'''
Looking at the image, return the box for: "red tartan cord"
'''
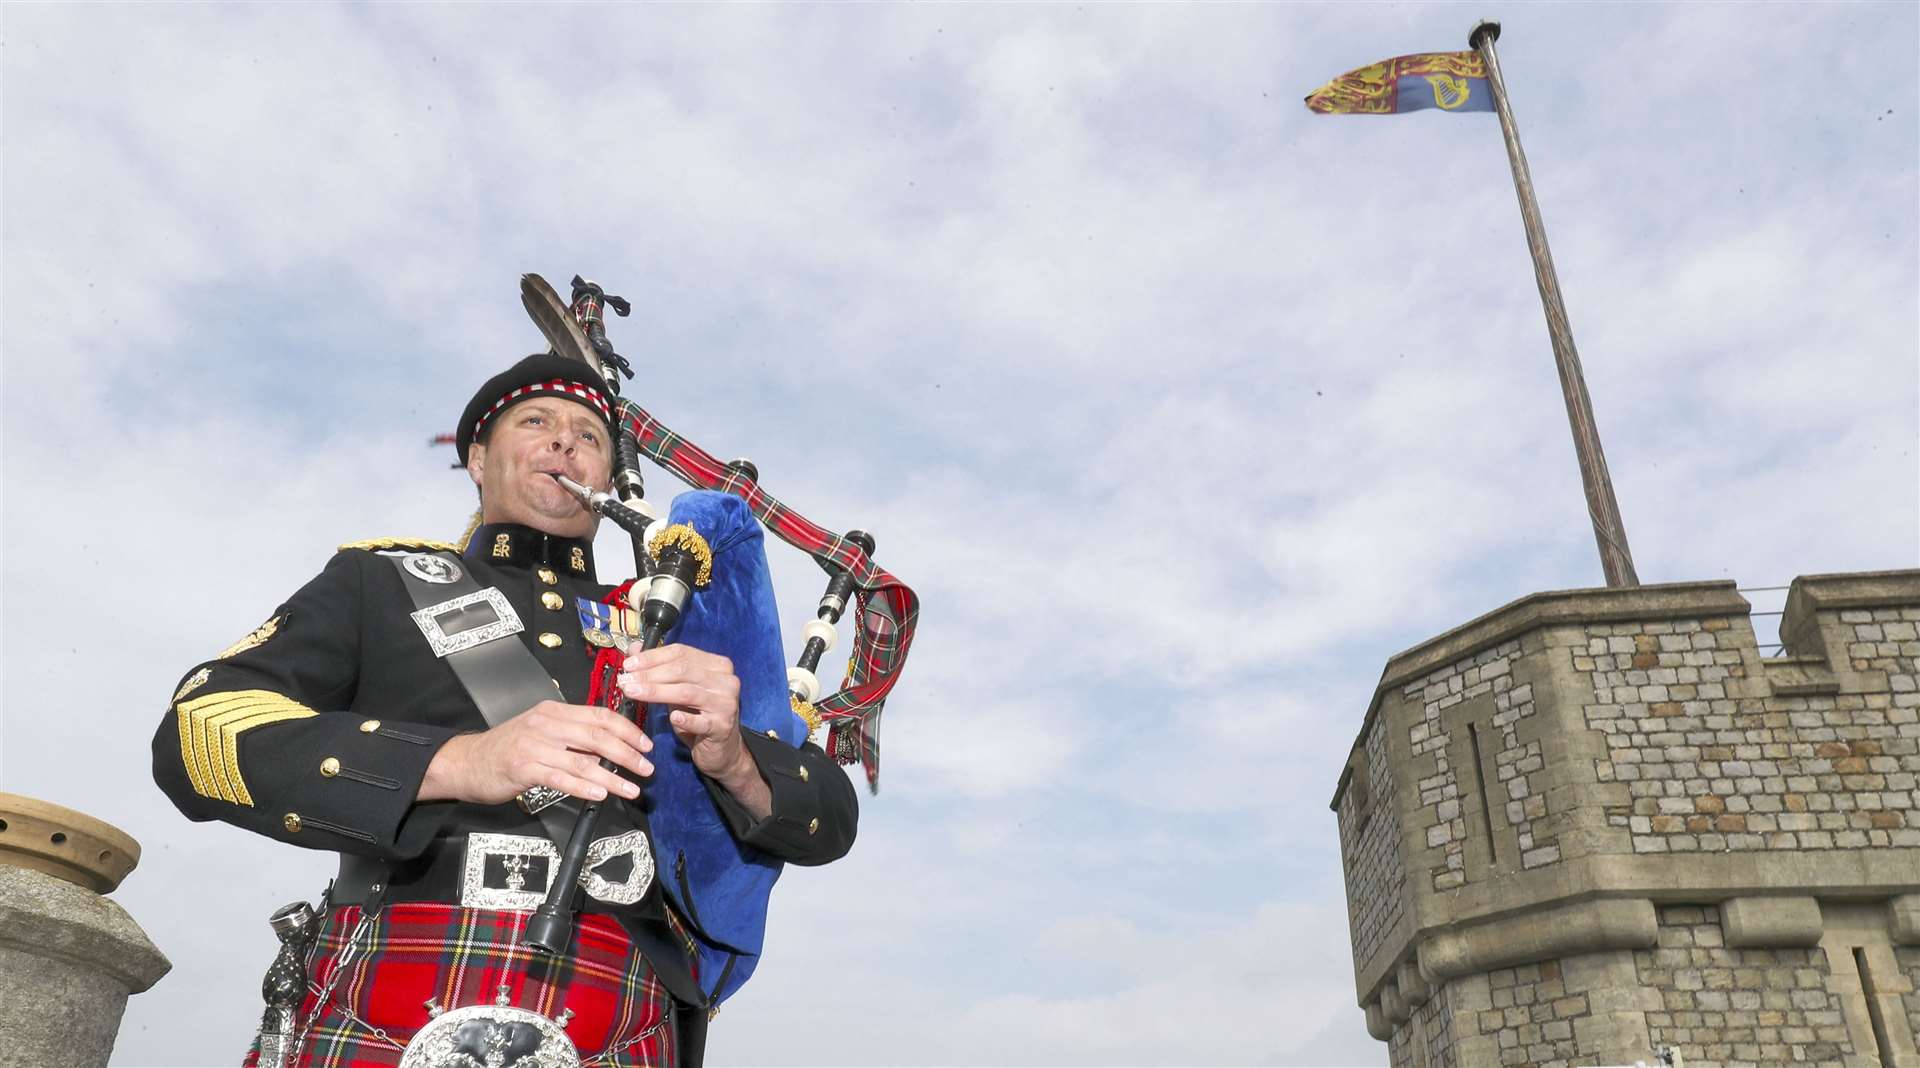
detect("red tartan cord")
[617,400,918,791]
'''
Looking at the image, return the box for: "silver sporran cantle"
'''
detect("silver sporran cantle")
[399,992,580,1068]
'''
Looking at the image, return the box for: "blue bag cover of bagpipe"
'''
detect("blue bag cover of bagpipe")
[642,490,810,1003]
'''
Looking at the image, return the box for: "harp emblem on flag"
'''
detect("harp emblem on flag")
[1304,50,1490,116]
[1426,74,1472,110]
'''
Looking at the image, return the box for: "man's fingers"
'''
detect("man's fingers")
[543,767,625,803]
[624,644,731,678]
[600,705,655,753]
[547,751,641,800]
[621,680,730,712]
[550,702,653,751]
[621,660,710,688]
[623,644,688,674]
[545,717,654,778]
[669,708,718,737]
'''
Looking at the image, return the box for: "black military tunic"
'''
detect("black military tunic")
[152,521,856,944]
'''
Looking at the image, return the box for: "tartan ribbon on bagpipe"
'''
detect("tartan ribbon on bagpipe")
[616,399,917,790]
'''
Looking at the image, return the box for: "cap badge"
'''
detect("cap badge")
[404,554,463,585]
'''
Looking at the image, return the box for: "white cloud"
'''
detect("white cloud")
[720,899,1372,1066]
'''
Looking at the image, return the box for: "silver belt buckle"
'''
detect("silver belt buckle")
[411,588,523,658]
[460,831,654,910]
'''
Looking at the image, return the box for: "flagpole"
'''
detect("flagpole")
[1470,20,1640,588]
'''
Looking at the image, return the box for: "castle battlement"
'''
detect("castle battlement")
[1331,569,1920,1067]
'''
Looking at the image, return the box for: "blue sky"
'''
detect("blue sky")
[3,4,1915,1066]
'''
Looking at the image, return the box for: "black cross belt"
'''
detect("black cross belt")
[370,552,707,1009]
[386,551,579,848]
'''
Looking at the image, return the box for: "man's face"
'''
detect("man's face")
[467,397,614,539]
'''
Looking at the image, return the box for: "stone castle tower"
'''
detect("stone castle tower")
[1331,569,1920,1067]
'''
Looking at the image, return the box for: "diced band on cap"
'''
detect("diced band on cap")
[471,378,612,442]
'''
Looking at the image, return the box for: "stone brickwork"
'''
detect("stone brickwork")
[1390,982,1458,1068]
[1580,608,1920,856]
[1340,708,1408,971]
[1330,570,1920,1067]
[1901,947,1920,1050]
[1636,904,1851,1066]
[1395,637,1561,894]
[1419,984,1457,1067]
[1401,654,1472,894]
[1492,680,1558,872]
[1483,959,1592,1067]
[1388,1013,1417,1068]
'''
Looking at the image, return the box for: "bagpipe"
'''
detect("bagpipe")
[516,272,917,788]
[512,272,919,956]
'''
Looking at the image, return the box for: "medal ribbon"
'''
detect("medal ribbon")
[584,581,639,714]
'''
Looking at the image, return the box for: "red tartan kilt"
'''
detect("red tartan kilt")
[243,904,673,1068]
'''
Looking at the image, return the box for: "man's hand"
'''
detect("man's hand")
[417,700,653,805]
[618,644,771,819]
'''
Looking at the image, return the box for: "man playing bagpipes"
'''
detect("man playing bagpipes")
[151,300,912,1067]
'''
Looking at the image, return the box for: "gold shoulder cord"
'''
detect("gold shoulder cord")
[456,508,484,553]
[337,536,461,553]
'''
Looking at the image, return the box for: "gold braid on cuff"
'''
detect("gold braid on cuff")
[647,523,714,588]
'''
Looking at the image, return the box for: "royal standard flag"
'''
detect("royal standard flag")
[1305,51,1493,116]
